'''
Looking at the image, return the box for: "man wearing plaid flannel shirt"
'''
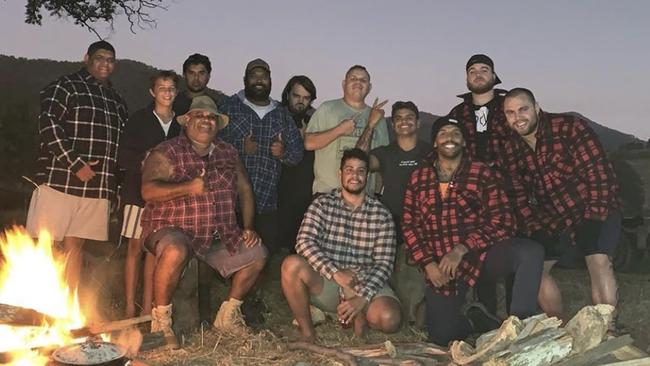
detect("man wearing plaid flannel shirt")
[281,148,401,343]
[218,58,304,254]
[26,41,127,290]
[402,117,543,346]
[502,88,621,323]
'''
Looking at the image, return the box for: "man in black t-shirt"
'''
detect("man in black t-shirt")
[356,101,431,327]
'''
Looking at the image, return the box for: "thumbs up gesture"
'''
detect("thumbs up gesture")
[243,132,259,155]
[270,132,285,158]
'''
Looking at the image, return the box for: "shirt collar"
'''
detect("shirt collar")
[79,67,113,88]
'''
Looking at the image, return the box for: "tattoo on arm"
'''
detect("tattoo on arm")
[355,124,374,152]
[142,151,172,183]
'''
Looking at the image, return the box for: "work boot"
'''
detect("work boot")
[462,302,502,334]
[151,304,179,349]
[213,298,246,330]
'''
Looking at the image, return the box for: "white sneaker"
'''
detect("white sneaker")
[151,304,179,349]
[213,298,246,329]
[292,305,327,327]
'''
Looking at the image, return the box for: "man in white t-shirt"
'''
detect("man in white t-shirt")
[304,65,390,195]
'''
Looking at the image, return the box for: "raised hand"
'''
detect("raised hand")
[368,98,388,128]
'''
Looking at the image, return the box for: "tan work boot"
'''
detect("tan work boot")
[213,298,246,329]
[151,304,179,349]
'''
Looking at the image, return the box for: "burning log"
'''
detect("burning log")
[70,314,152,338]
[0,302,58,326]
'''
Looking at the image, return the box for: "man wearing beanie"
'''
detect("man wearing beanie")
[447,54,515,316]
[402,117,543,345]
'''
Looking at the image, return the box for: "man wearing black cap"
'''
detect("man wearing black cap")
[448,54,512,166]
[401,117,543,345]
[219,59,304,254]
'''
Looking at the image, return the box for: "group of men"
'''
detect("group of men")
[26,40,621,348]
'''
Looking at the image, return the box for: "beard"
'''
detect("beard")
[244,83,271,103]
[467,77,495,94]
[436,142,463,160]
[342,182,365,195]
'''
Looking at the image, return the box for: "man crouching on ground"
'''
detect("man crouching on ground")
[140,96,267,348]
[281,148,401,343]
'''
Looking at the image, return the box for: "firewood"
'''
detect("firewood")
[598,357,650,366]
[0,303,58,326]
[553,334,633,366]
[70,315,152,338]
[450,316,523,365]
[564,304,615,355]
[486,333,573,366]
[288,341,359,366]
[139,331,167,352]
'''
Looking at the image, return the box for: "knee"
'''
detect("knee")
[281,255,307,280]
[586,253,612,268]
[514,238,545,264]
[378,309,401,333]
[160,242,189,266]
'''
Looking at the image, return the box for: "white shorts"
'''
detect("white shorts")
[121,204,144,239]
[26,185,110,242]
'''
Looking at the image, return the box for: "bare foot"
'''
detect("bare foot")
[353,315,368,341]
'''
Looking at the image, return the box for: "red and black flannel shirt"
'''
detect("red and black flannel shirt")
[402,155,515,296]
[448,89,514,166]
[501,112,620,237]
[141,134,244,257]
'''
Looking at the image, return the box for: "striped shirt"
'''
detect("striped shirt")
[35,68,127,199]
[296,189,396,302]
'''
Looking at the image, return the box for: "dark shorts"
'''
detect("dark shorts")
[541,212,621,262]
[144,226,268,278]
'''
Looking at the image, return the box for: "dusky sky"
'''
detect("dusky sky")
[1,0,648,139]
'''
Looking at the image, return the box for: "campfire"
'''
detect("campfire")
[0,227,87,365]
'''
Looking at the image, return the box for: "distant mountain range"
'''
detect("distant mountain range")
[0,53,642,188]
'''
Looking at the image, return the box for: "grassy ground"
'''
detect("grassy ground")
[74,244,650,365]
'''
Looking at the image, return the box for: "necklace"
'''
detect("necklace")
[435,161,458,184]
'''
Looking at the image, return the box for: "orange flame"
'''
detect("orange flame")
[0,227,87,365]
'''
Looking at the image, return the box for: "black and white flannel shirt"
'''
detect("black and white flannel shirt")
[35,68,127,200]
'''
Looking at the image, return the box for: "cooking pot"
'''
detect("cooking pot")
[51,340,129,366]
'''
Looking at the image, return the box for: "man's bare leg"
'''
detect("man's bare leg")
[281,255,324,343]
[538,260,564,320]
[585,253,618,306]
[124,237,144,318]
[228,258,267,300]
[141,252,155,315]
[365,296,401,334]
[62,236,85,291]
[152,236,190,306]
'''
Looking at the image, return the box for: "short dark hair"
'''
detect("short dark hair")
[340,148,370,170]
[281,75,317,106]
[87,41,115,57]
[505,87,537,104]
[345,65,369,80]
[150,70,180,90]
[182,53,212,74]
[391,101,419,119]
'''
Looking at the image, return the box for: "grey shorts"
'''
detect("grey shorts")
[310,276,399,313]
[144,226,267,278]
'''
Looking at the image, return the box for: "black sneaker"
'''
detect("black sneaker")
[462,302,502,333]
